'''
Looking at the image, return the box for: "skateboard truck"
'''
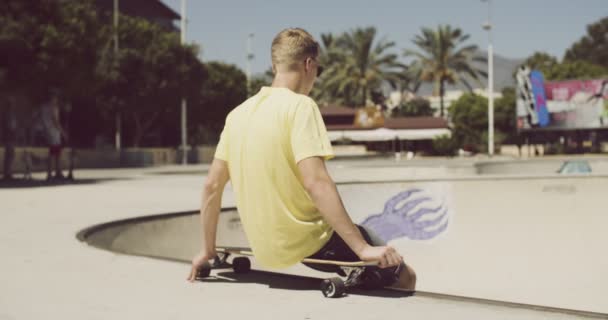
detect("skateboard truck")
[320,266,364,298]
[196,251,252,279]
[320,266,387,298]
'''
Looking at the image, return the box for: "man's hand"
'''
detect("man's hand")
[190,158,229,282]
[187,250,216,282]
[357,244,403,269]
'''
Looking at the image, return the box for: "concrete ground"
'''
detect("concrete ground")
[1,157,608,319]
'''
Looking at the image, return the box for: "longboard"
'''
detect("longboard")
[197,246,387,298]
[216,247,379,267]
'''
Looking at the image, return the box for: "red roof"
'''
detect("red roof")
[326,124,366,131]
[320,105,356,116]
[326,117,448,131]
[384,117,448,129]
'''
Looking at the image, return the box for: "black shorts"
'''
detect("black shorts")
[304,225,403,287]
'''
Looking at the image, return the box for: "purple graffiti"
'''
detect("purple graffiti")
[361,189,449,242]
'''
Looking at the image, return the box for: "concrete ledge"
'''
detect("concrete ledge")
[0,146,217,173]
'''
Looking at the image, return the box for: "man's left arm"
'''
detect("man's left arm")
[187,158,230,282]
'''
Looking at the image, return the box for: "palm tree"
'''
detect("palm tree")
[315,27,406,107]
[312,33,343,105]
[405,25,487,117]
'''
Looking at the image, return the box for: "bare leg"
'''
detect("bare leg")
[3,143,15,180]
[46,151,53,180]
[359,226,417,291]
[24,150,32,180]
[388,263,416,291]
[67,148,74,180]
[54,154,63,178]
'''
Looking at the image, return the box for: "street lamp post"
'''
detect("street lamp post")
[180,0,188,165]
[246,33,254,95]
[482,0,494,156]
[114,0,121,151]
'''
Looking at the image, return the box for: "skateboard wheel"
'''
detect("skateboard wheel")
[197,262,211,278]
[361,270,384,290]
[232,257,251,274]
[320,277,345,298]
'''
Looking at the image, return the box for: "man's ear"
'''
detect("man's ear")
[271,64,277,74]
[304,57,314,74]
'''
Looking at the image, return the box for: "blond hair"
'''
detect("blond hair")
[271,28,320,72]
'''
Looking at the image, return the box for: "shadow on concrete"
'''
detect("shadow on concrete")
[199,270,414,299]
[146,170,208,176]
[0,177,130,189]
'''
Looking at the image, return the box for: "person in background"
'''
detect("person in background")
[41,91,68,181]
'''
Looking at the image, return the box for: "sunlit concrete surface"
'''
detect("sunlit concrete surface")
[2,156,608,319]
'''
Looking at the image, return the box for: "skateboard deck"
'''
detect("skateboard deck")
[216,247,379,267]
[197,246,389,298]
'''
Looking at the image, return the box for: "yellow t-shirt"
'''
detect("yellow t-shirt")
[214,86,335,268]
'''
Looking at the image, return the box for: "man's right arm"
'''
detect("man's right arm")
[297,157,402,268]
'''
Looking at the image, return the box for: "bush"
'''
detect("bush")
[480,131,507,154]
[449,93,487,147]
[191,125,220,146]
[392,97,434,117]
[431,134,458,156]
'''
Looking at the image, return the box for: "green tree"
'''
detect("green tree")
[406,25,487,117]
[448,93,488,149]
[248,68,273,98]
[97,15,206,147]
[312,32,346,105]
[392,97,433,117]
[1,0,51,97]
[431,135,458,156]
[190,62,247,145]
[545,60,608,80]
[1,0,105,177]
[0,0,105,101]
[494,87,518,143]
[564,17,608,68]
[520,51,607,81]
[399,63,423,94]
[315,27,406,107]
[521,52,558,72]
[449,92,515,152]
[0,24,34,95]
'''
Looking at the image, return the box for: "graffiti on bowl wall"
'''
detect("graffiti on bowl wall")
[361,188,450,242]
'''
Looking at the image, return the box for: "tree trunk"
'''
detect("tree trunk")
[132,111,161,148]
[2,104,16,180]
[362,84,367,107]
[2,139,15,180]
[133,115,143,148]
[439,79,445,118]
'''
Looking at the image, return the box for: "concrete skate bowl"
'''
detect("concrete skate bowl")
[77,208,247,263]
[78,177,608,318]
